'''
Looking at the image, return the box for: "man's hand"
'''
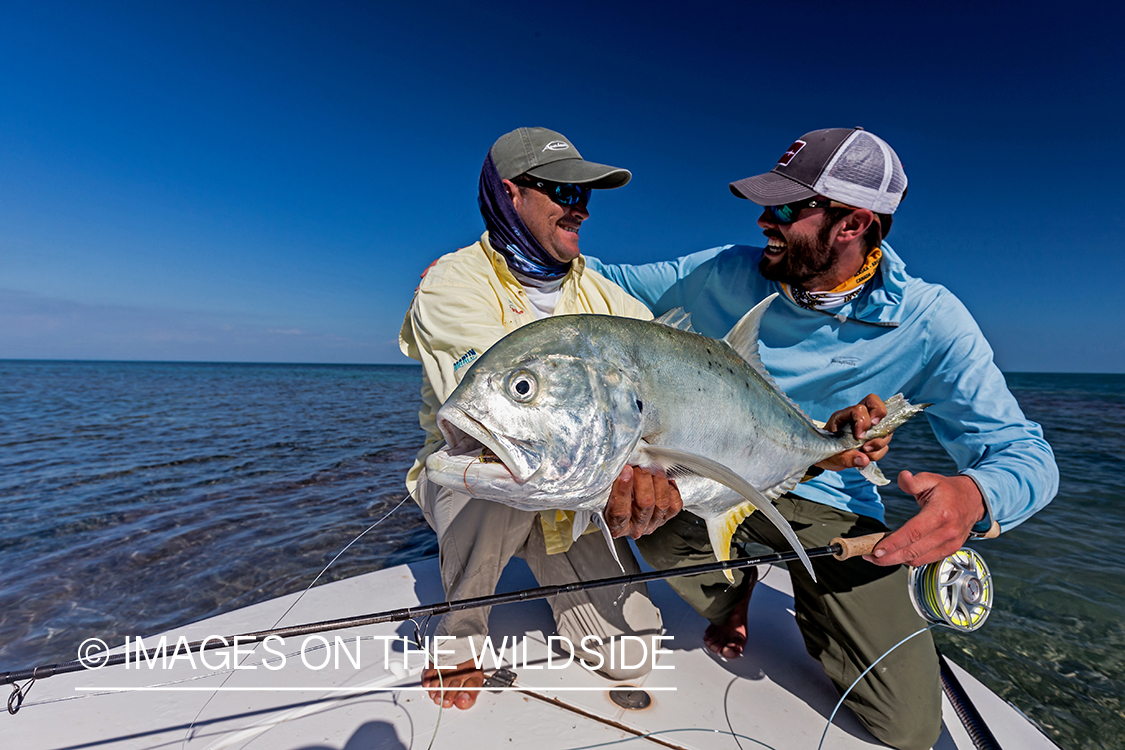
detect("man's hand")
[604,465,683,539]
[865,471,987,567]
[422,658,483,710]
[816,393,891,472]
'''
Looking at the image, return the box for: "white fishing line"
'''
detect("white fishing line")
[268,493,412,627]
[21,638,344,710]
[16,493,417,714]
[817,623,939,750]
[559,727,776,749]
[404,616,447,750]
[180,491,415,749]
[556,621,935,750]
[647,616,937,750]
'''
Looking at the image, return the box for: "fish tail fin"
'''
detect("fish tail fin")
[828,395,927,485]
[858,461,889,486]
[705,502,757,583]
[862,394,930,441]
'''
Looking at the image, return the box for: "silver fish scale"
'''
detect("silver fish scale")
[570,315,846,516]
[446,314,846,509]
[427,303,925,580]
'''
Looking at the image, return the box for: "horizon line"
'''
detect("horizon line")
[0,357,420,368]
[1,357,1122,376]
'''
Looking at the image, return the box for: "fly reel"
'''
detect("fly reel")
[908,547,992,632]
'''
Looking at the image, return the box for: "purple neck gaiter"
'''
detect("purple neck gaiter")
[478,153,570,280]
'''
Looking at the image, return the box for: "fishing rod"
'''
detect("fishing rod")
[4,529,997,746]
[1,533,883,699]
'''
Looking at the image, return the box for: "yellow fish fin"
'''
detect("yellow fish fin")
[705,501,757,583]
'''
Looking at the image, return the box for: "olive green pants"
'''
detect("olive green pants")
[636,494,941,750]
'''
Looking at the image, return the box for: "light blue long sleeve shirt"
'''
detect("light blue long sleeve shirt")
[587,243,1058,532]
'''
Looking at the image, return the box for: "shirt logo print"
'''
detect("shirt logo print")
[453,349,479,372]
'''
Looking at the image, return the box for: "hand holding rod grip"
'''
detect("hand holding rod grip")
[830,533,886,560]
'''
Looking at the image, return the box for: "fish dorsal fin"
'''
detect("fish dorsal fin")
[653,307,695,332]
[721,293,778,386]
[722,293,824,429]
[633,443,815,582]
[705,502,757,583]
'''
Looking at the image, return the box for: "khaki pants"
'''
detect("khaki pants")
[636,494,942,750]
[416,473,663,679]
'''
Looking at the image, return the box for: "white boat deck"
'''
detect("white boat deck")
[3,557,1057,750]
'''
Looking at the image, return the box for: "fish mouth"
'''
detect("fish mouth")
[433,406,543,483]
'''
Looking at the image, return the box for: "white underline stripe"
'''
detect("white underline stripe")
[75,686,678,693]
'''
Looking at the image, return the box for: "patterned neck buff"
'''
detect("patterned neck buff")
[782,246,883,311]
[478,153,570,281]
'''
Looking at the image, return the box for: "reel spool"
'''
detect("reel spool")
[908,547,992,632]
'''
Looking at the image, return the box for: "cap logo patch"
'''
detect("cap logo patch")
[777,140,806,167]
[543,141,570,152]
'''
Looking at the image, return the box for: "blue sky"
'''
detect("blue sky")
[2,1,1122,372]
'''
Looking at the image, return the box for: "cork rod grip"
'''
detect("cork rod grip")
[830,533,886,560]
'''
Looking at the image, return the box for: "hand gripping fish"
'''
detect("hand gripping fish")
[426,294,927,582]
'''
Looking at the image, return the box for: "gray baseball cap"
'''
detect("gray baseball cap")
[490,127,631,188]
[730,127,907,215]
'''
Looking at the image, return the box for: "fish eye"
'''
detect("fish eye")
[506,369,538,402]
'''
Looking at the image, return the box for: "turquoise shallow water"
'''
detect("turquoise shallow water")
[0,362,1121,748]
[879,373,1125,750]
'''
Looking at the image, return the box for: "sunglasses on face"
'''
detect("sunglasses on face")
[763,197,836,224]
[514,176,591,207]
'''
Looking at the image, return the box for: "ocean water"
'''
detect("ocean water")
[0,362,1122,749]
[879,372,1125,750]
[0,361,435,669]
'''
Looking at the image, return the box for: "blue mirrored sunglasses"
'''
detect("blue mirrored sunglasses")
[763,197,835,224]
[515,176,591,207]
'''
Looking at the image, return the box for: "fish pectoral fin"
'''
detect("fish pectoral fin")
[590,512,625,573]
[704,502,757,583]
[639,444,816,583]
[858,461,889,486]
[630,440,707,479]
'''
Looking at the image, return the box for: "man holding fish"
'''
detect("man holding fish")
[400,127,679,709]
[588,127,1059,750]
[401,126,921,721]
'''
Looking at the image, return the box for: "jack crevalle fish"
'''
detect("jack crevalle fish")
[425,294,927,581]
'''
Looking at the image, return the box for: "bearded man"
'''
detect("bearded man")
[587,127,1058,750]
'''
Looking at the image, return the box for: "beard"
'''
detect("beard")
[758,219,839,288]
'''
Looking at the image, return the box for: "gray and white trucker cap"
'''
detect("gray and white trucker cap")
[730,127,907,214]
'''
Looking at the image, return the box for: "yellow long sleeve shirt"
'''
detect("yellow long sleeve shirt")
[399,232,652,552]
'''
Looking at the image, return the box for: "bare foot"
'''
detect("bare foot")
[422,657,484,709]
[703,567,758,659]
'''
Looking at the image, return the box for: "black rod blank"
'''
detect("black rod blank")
[1,542,843,690]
